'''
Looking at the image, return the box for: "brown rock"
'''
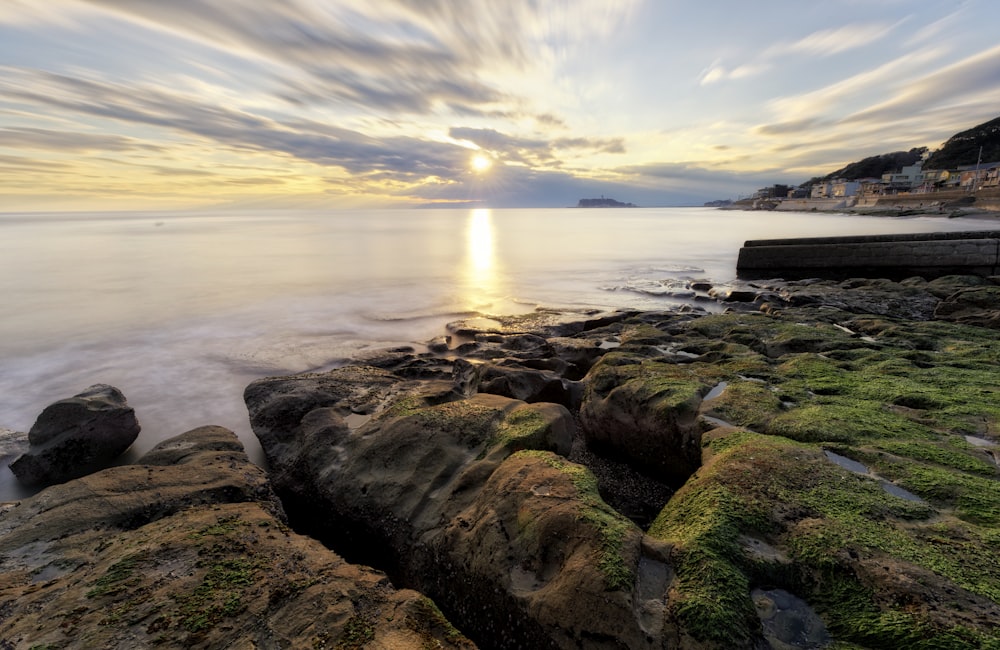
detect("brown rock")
[0,426,472,649]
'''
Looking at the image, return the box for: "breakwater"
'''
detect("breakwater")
[737,230,1000,279]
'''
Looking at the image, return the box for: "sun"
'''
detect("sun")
[471,153,493,173]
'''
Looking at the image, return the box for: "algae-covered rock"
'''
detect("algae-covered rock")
[242,294,1000,649]
[246,365,686,648]
[646,305,1000,649]
[0,426,472,649]
[579,327,721,485]
[934,285,1000,328]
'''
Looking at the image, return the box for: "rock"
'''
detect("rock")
[9,384,141,487]
[579,345,711,486]
[0,426,472,649]
[710,287,758,302]
[242,297,1000,649]
[477,362,573,407]
[431,451,664,649]
[933,285,1000,328]
[245,369,696,648]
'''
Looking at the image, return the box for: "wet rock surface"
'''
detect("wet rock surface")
[0,426,472,649]
[247,275,1000,649]
[9,384,141,487]
[4,274,1000,649]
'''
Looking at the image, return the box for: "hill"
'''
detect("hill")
[797,115,1000,187]
[823,148,926,181]
[923,115,1000,169]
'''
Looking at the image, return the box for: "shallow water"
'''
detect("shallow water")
[1,207,994,500]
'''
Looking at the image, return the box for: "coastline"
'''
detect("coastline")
[3,272,1000,648]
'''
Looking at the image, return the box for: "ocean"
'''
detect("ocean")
[1,207,994,500]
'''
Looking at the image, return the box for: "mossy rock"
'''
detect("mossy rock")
[650,428,1000,648]
[580,350,721,484]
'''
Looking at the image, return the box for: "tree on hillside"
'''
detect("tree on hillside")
[821,148,926,181]
[924,116,1000,169]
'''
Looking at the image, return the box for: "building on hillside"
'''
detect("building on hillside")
[982,165,1000,188]
[957,161,1000,190]
[859,178,886,196]
[753,184,793,200]
[830,180,861,197]
[881,163,924,193]
[810,182,832,199]
[918,169,952,192]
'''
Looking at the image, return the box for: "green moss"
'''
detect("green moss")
[187,515,248,540]
[874,440,997,476]
[485,407,552,456]
[648,479,764,643]
[588,350,718,405]
[86,552,145,599]
[768,402,928,443]
[619,323,671,345]
[648,432,784,642]
[809,570,991,650]
[380,395,427,419]
[518,451,637,591]
[704,379,783,430]
[403,596,470,647]
[337,614,376,649]
[879,463,1000,526]
[173,558,260,633]
[642,309,1000,646]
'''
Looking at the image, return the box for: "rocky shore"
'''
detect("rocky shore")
[2,273,1000,648]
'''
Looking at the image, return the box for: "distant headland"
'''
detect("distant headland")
[576,196,637,208]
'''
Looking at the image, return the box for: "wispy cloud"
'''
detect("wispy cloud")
[777,23,898,57]
[700,22,896,85]
[449,127,625,165]
[0,126,161,152]
[843,43,1000,127]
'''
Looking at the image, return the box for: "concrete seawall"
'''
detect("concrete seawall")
[737,231,1000,280]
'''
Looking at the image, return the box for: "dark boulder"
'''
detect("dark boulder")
[9,384,141,486]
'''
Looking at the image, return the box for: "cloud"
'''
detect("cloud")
[615,161,786,189]
[70,0,635,119]
[699,65,726,86]
[701,21,896,85]
[766,47,944,120]
[0,126,160,152]
[448,127,625,165]
[406,162,690,208]
[755,118,823,136]
[781,23,896,57]
[842,43,1000,126]
[0,67,479,183]
[0,153,75,172]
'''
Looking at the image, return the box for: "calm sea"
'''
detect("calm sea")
[0,207,994,499]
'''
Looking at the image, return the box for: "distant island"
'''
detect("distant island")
[576,196,637,208]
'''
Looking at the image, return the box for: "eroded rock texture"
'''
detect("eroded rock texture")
[246,277,1000,649]
[0,426,472,649]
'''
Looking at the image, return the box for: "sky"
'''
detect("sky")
[1,0,999,211]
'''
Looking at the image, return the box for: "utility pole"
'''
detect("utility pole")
[972,145,983,192]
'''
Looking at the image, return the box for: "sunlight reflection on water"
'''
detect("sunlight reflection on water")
[1,207,996,500]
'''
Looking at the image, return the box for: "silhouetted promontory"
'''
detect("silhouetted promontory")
[576,197,637,207]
